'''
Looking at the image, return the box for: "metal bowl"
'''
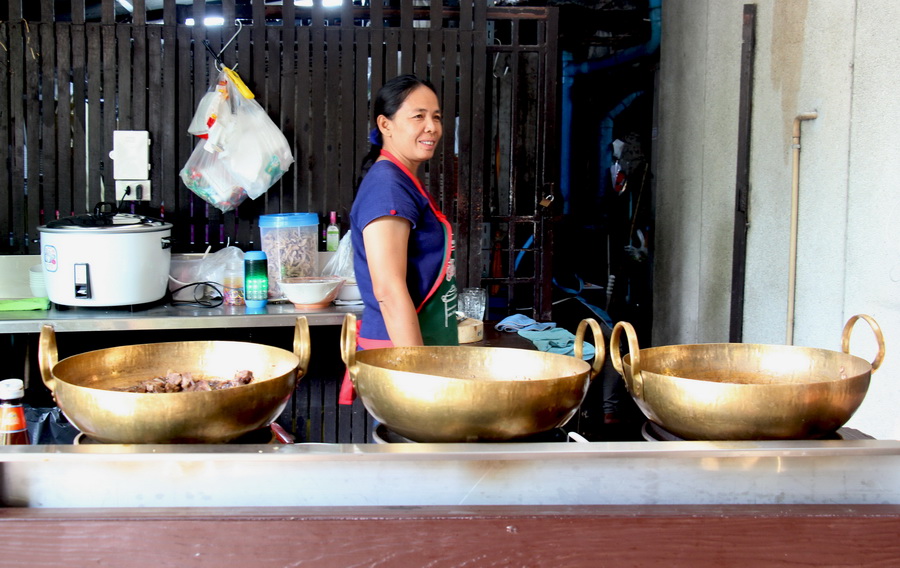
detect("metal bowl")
[340,314,604,442]
[610,315,885,440]
[39,317,310,444]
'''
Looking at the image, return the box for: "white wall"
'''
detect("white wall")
[655,0,900,439]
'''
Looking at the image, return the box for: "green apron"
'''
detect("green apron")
[382,150,459,346]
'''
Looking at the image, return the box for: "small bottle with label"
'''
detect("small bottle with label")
[243,250,268,309]
[0,379,30,445]
[326,211,340,252]
[222,260,245,306]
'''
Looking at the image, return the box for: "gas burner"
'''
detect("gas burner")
[641,421,874,442]
[372,424,573,444]
[73,423,294,445]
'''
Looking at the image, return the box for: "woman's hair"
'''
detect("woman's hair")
[356,74,438,191]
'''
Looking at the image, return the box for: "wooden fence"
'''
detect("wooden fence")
[1,0,558,318]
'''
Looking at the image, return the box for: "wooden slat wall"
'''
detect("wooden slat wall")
[0,0,559,442]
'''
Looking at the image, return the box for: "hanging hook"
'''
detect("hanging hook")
[202,39,224,71]
[220,20,243,56]
[203,20,243,72]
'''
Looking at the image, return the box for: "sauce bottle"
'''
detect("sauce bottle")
[0,379,30,445]
[326,211,340,252]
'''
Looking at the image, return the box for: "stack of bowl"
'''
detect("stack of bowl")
[29,265,47,298]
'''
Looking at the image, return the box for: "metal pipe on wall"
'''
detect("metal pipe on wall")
[787,111,818,345]
[558,0,661,215]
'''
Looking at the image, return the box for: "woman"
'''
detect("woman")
[339,74,458,404]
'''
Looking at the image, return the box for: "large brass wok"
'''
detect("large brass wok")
[610,314,885,440]
[38,317,310,444]
[340,313,604,442]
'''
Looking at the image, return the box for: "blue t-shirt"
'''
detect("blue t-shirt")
[350,160,446,340]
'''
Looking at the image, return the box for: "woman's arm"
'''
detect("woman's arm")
[362,215,423,346]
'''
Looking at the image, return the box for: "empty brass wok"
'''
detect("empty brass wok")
[340,313,604,442]
[38,317,310,444]
[610,314,885,440]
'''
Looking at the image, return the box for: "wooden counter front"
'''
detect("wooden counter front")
[2,505,898,567]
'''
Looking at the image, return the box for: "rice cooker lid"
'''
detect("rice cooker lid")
[39,202,172,234]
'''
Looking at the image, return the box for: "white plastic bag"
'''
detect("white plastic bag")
[321,231,355,279]
[168,246,244,302]
[180,67,294,212]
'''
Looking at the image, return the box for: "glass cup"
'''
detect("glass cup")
[459,287,487,321]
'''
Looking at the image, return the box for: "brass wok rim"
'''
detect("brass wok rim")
[610,314,885,395]
[340,313,605,384]
[40,316,311,396]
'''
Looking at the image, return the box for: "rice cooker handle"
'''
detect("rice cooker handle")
[38,324,59,395]
[610,321,643,399]
[841,314,886,372]
[574,318,605,380]
[340,313,358,384]
[293,316,311,378]
[93,201,117,220]
[160,236,173,249]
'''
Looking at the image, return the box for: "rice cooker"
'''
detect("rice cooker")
[38,202,173,307]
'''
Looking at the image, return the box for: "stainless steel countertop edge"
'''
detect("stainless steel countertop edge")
[0,303,364,332]
[2,439,899,461]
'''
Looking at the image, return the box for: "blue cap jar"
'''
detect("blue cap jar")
[258,213,319,300]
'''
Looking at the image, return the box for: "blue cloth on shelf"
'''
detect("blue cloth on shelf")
[518,327,596,360]
[494,314,556,332]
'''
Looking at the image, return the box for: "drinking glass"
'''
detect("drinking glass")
[459,287,487,321]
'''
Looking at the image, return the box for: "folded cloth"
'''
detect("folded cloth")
[494,314,557,332]
[0,297,50,311]
[518,327,595,360]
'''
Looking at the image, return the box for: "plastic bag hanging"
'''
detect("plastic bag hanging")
[180,67,294,213]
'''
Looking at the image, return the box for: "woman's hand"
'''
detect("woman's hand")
[363,216,423,346]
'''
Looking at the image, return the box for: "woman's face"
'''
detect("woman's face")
[378,85,442,172]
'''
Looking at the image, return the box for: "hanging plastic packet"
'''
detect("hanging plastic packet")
[180,67,294,213]
[321,231,355,279]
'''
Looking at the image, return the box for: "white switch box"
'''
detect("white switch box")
[109,130,150,179]
[116,180,151,201]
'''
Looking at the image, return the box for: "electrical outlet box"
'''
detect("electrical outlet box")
[116,180,151,202]
[109,130,150,180]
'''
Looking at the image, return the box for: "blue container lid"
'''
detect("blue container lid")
[259,213,319,228]
[244,250,267,261]
[245,300,267,310]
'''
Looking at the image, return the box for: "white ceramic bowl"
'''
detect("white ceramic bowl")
[336,280,361,302]
[279,277,344,309]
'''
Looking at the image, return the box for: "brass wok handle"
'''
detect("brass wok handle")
[38,324,59,394]
[841,314,885,372]
[293,316,311,378]
[340,313,358,382]
[574,318,605,380]
[610,321,643,399]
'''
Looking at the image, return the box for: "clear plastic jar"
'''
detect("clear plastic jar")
[259,213,319,299]
[222,260,245,306]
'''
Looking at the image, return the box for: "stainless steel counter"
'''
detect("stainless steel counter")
[0,302,363,333]
[2,439,900,508]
